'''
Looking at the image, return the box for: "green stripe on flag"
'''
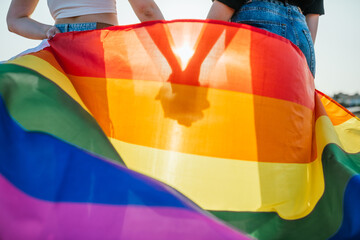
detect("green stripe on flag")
[212,144,360,240]
[0,63,123,164]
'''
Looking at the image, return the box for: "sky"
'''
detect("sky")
[0,0,359,96]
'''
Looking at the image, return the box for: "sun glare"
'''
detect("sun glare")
[173,44,195,70]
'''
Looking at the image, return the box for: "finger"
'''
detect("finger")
[47,27,60,39]
[54,27,61,34]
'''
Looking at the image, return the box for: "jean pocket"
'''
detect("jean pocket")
[238,20,287,38]
[302,29,315,76]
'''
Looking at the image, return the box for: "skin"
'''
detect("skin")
[207,0,235,22]
[207,0,320,43]
[7,0,58,39]
[305,14,319,43]
[6,0,180,97]
[6,0,164,40]
[128,0,165,22]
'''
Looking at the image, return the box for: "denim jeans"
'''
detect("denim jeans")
[55,22,97,33]
[231,0,316,76]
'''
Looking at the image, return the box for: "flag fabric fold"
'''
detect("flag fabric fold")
[1,20,359,239]
[0,66,249,240]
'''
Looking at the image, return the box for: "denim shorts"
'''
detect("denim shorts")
[231,0,316,76]
[55,22,98,33]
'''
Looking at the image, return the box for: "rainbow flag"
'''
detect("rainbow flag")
[1,20,360,239]
[0,93,248,240]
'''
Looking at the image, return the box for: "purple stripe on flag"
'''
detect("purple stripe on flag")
[0,175,250,240]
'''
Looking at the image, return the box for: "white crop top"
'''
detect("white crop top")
[47,0,117,19]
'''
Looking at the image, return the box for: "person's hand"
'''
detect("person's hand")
[46,26,61,39]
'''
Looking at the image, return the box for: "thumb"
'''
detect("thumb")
[46,26,60,39]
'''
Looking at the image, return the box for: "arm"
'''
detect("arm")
[129,0,177,75]
[178,0,235,84]
[305,14,319,43]
[206,0,235,21]
[7,0,59,39]
[128,0,164,22]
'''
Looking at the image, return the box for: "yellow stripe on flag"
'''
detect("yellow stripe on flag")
[110,137,324,220]
[9,55,91,113]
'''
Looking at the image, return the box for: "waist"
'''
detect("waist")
[55,13,118,26]
[55,22,114,33]
[246,0,297,6]
[244,0,302,14]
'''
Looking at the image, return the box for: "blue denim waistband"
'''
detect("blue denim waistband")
[246,0,289,6]
[55,22,97,33]
[245,0,302,14]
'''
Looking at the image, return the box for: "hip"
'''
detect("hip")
[55,22,114,33]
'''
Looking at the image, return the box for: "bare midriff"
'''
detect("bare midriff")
[55,13,118,26]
